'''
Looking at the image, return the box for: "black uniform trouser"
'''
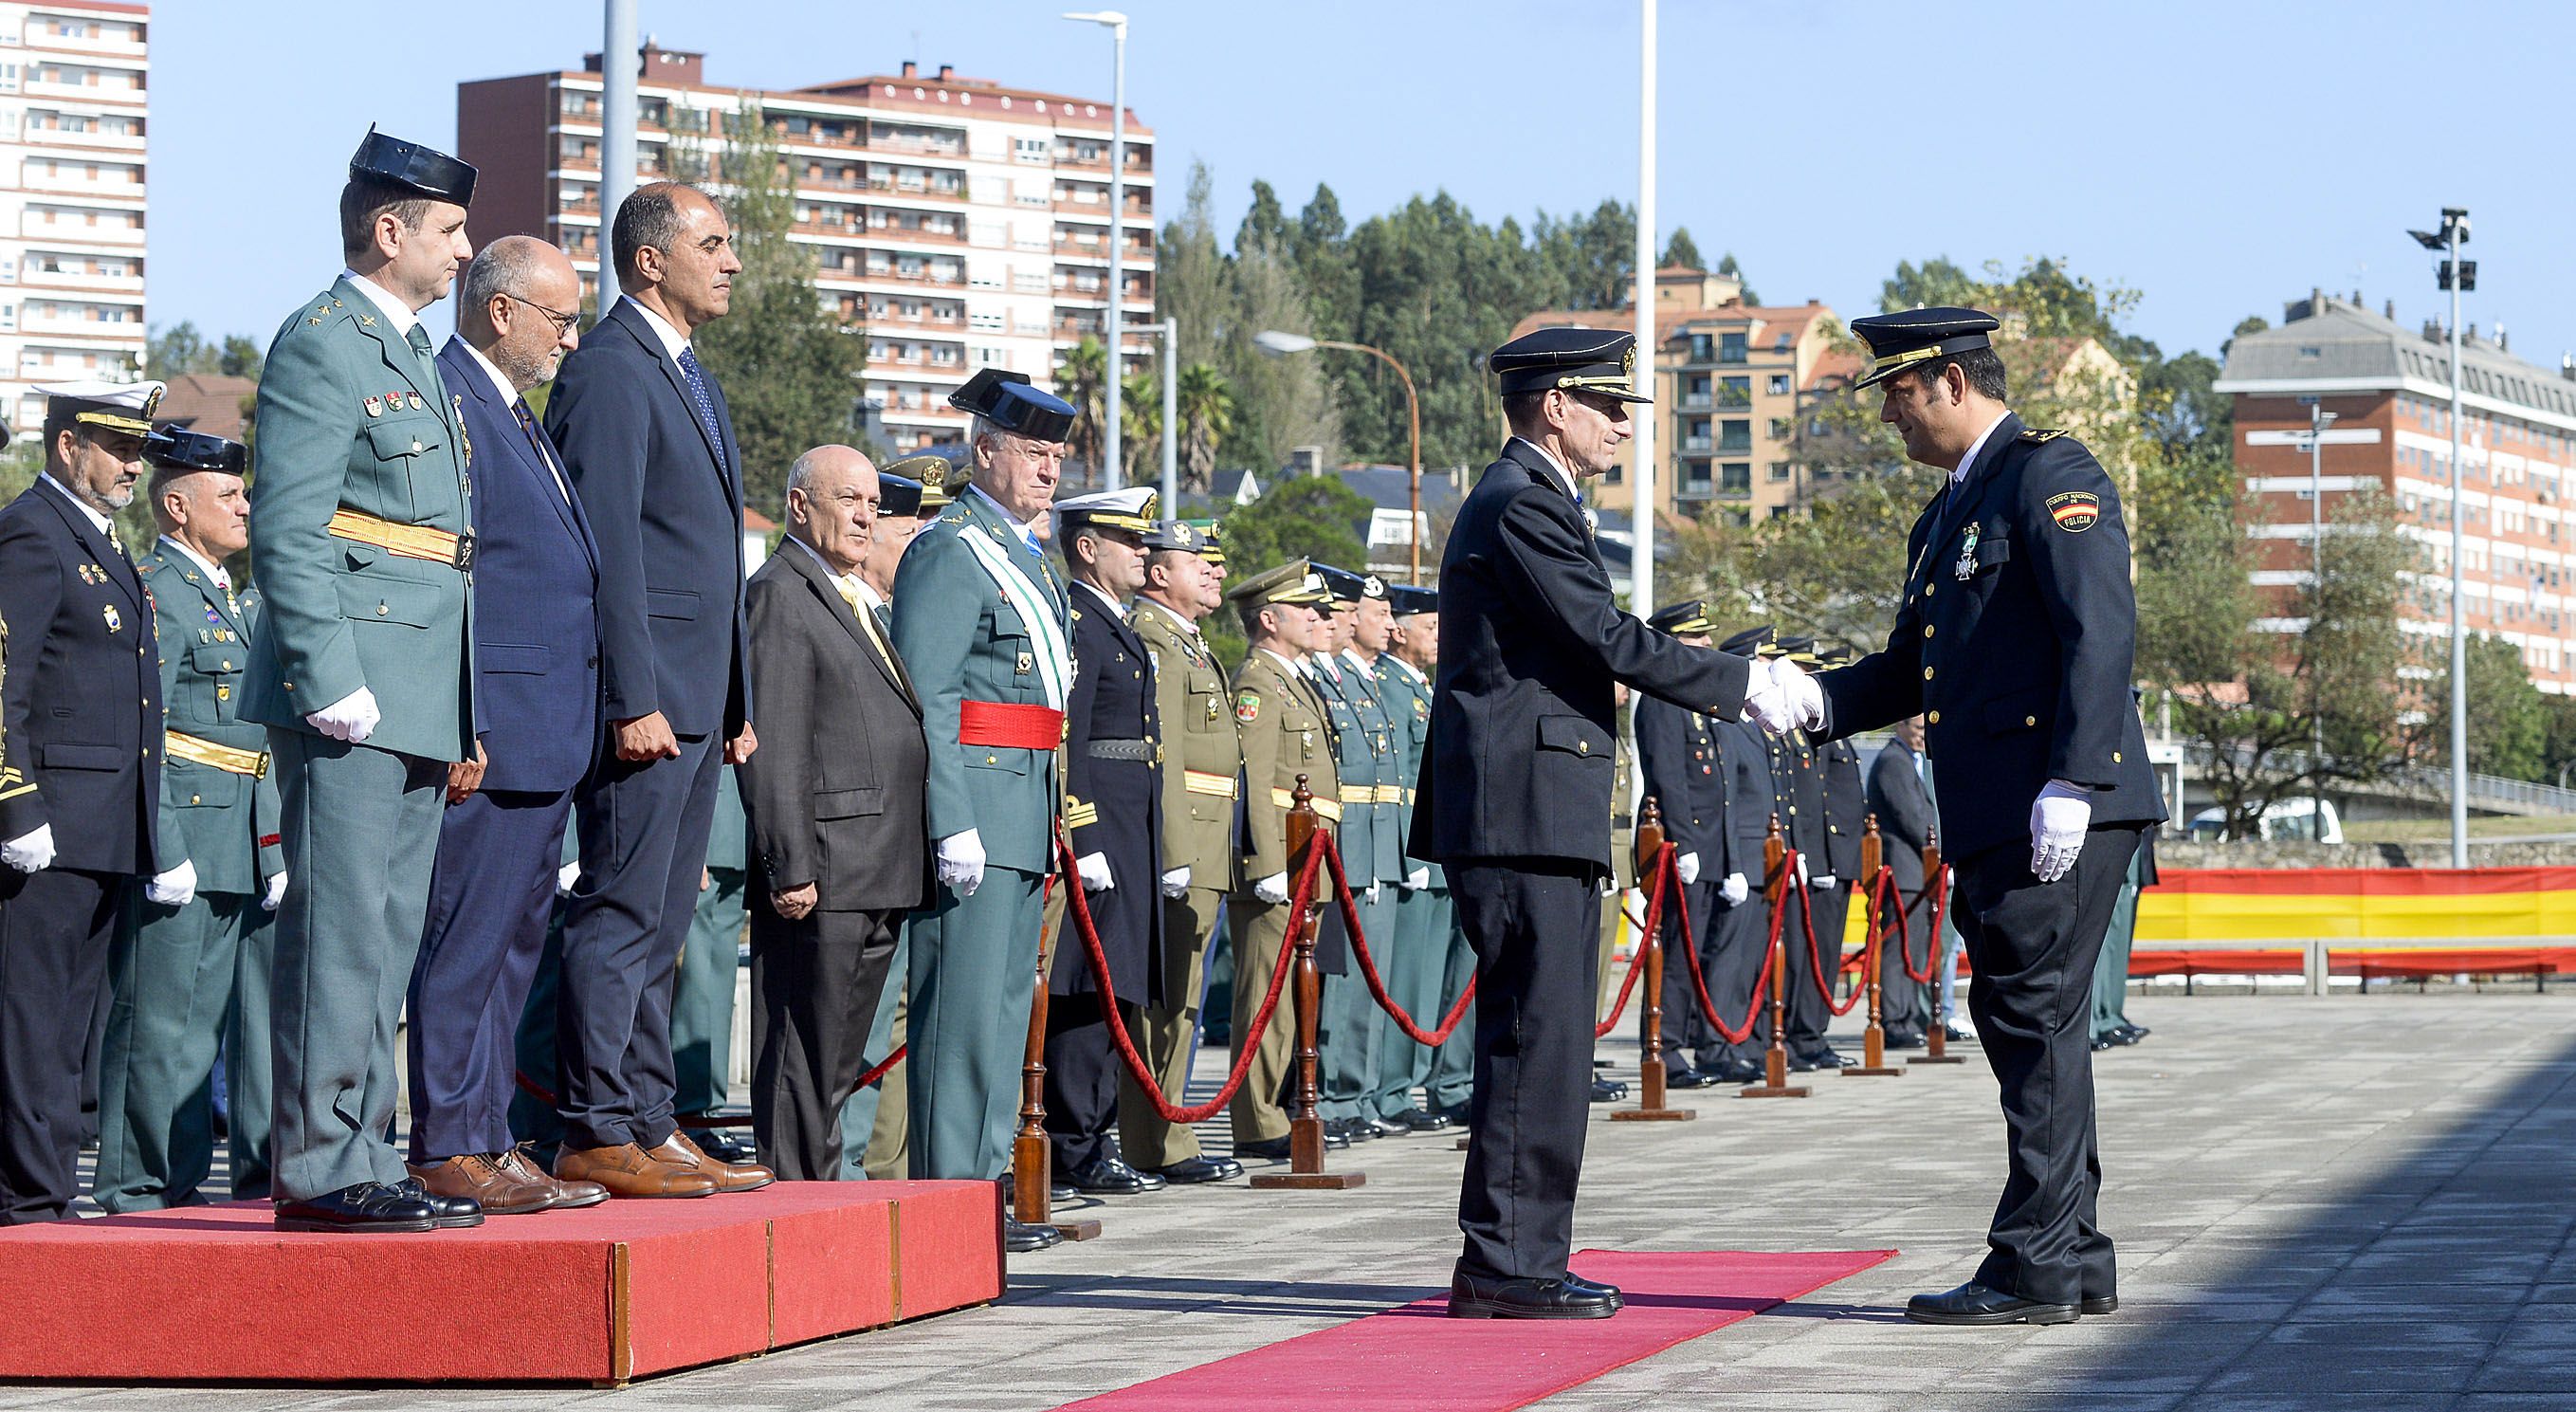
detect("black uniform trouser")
[0,867,121,1222]
[1045,992,1142,1172]
[1954,826,2141,1308]
[1781,881,1835,1052]
[1705,897,1773,1069]
[1877,888,1931,1034]
[749,904,901,1182]
[1654,878,1721,1070]
[1453,857,1599,1282]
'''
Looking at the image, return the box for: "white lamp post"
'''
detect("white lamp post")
[1065,10,1128,489]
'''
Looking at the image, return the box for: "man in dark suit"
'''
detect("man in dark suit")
[1414,328,1770,1319]
[405,237,614,1214]
[545,181,768,1199]
[740,445,926,1182]
[1633,600,1735,1086]
[1868,716,1936,1049]
[0,381,165,1222]
[1771,307,2167,1326]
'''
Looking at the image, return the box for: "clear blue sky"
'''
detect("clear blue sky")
[159,0,2574,368]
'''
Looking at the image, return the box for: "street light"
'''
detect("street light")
[2409,207,2472,867]
[2305,403,2335,835]
[1255,330,1423,580]
[1065,10,1128,489]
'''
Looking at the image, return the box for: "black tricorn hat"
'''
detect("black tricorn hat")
[350,125,477,205]
[145,426,247,475]
[950,368,1077,444]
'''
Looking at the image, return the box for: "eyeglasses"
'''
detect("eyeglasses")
[500,291,580,337]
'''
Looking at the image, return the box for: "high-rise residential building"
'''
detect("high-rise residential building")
[458,46,1153,453]
[2216,291,2576,693]
[0,1,149,440]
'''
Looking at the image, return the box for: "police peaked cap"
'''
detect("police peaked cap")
[350,125,477,205]
[1387,584,1438,617]
[1489,326,1651,403]
[876,473,923,518]
[1646,599,1717,635]
[1312,563,1367,603]
[950,367,1077,443]
[1055,486,1159,536]
[1142,520,1218,556]
[1849,306,2001,389]
[1717,624,1774,656]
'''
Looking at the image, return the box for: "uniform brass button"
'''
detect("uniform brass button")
[411,440,424,452]
[986,754,997,764]
[2025,715,2037,726]
[191,795,200,805]
[1925,584,1936,596]
[283,681,295,691]
[1927,710,1940,724]
[2113,750,2124,762]
[221,660,232,670]
[377,604,390,616]
[1923,625,1934,638]
[1578,740,1589,754]
[1923,667,1934,680]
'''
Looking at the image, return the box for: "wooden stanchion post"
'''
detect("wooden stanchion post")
[1251,775,1366,1190]
[1912,831,1965,1066]
[1742,814,1811,1099]
[1014,900,1102,1239]
[1845,813,1904,1077]
[1615,798,1694,1123]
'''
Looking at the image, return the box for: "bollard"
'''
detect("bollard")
[1614,798,1694,1123]
[1251,775,1366,1190]
[1844,813,1904,1078]
[1911,833,1965,1066]
[1014,915,1102,1239]
[1741,814,1811,1099]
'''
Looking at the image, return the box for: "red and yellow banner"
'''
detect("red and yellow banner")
[2138,867,2576,943]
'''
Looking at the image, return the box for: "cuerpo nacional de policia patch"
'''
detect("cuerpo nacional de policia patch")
[2048,490,2101,532]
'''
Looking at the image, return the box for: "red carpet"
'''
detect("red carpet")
[1057,1247,1895,1411]
[0,1181,1001,1384]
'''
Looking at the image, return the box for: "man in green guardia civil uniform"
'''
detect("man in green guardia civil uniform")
[241,130,484,1234]
[1369,583,1456,1131]
[889,370,1076,1254]
[1306,565,1404,1143]
[95,430,284,1210]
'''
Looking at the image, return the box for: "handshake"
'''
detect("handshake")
[1740,655,1826,736]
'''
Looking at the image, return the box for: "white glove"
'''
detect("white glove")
[1404,865,1431,891]
[1781,657,1826,731]
[2030,780,2092,884]
[1076,851,1115,892]
[1598,875,1616,897]
[1253,871,1290,906]
[1795,852,1810,886]
[1742,657,1796,734]
[1160,866,1192,899]
[1812,872,1837,890]
[305,687,382,743]
[263,871,289,912]
[556,860,582,896]
[1721,872,1749,906]
[2,824,55,873]
[145,858,198,908]
[1364,882,1382,905]
[937,829,987,898]
[1675,851,1701,887]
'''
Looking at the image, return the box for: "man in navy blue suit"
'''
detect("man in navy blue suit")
[404,237,612,1215]
[543,182,769,1199]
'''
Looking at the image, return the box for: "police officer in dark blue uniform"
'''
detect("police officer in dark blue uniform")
[1634,601,1736,1086]
[1416,327,1779,1319]
[1758,308,2167,1327]
[1707,625,1784,1084]
[1763,635,1845,1071]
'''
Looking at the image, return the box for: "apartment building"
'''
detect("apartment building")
[459,46,1153,451]
[2216,291,2576,692]
[0,1,147,440]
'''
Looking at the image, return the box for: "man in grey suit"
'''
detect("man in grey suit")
[740,447,928,1181]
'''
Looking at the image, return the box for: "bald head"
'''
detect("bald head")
[459,235,582,390]
[787,444,881,578]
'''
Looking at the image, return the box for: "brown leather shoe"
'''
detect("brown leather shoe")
[649,1129,776,1193]
[498,1145,610,1210]
[408,1153,555,1216]
[554,1141,719,1199]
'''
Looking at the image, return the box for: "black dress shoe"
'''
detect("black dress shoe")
[1361,1116,1405,1140]
[1004,1218,1064,1253]
[1717,1059,1765,1085]
[2090,1036,2114,1052]
[1329,1117,1381,1143]
[1448,1269,1618,1320]
[2081,1293,2118,1315]
[1562,1273,1625,1307]
[1397,1108,1452,1133]
[1050,1181,1077,1201]
[2119,1023,2150,1040]
[274,1182,439,1234]
[1067,1155,1160,1195]
[2108,1026,2143,1046]
[393,1176,485,1228]
[688,1128,759,1165]
[1589,1077,1629,1103]
[1235,1136,1291,1162]
[1905,1281,2078,1326]
[1149,1155,1245,1183]
[1883,1027,1927,1050]
[1664,1064,1716,1090]
[1430,1102,1472,1128]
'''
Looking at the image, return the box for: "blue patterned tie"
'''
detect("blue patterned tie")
[675,346,727,471]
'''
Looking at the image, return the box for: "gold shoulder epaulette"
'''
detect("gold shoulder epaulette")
[2019,427,2068,443]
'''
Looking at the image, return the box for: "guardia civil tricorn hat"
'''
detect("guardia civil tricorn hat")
[950,368,1078,444]
[350,125,476,205]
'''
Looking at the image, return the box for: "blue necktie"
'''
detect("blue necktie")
[675,346,727,471]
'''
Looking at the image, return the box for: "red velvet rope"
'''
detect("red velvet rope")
[1595,857,1661,1039]
[853,1043,908,1091]
[1656,843,1775,1046]
[1054,825,1313,1125]
[1798,866,1867,1017]
[1320,841,1478,1048]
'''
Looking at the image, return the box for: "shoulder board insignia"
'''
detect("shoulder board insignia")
[2046,489,2102,533]
[2019,428,2068,443]
[1236,690,1261,724]
[307,317,323,326]
[359,315,376,327]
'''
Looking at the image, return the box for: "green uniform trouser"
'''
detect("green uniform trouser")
[1227,897,1296,1145]
[1373,882,1447,1119]
[674,866,746,1120]
[1426,889,1475,1110]
[2092,880,2141,1040]
[267,732,444,1201]
[1119,885,1221,1168]
[1318,889,1390,1123]
[908,867,1044,1181]
[838,923,910,1180]
[94,889,273,1209]
[228,910,277,1198]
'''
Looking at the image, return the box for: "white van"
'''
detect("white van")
[2186,797,2344,845]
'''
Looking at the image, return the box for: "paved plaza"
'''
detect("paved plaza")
[9,992,2573,1411]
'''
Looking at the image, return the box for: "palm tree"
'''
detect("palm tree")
[1053,338,1108,479]
[1122,369,1160,487]
[1178,363,1235,494]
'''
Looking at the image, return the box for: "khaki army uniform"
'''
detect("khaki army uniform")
[1225,647,1341,1146]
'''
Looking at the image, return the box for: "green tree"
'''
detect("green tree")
[218,335,264,381]
[691,99,868,518]
[2421,633,2549,782]
[1121,368,1160,486]
[1216,473,1370,585]
[1660,227,1702,271]
[1177,363,1235,493]
[147,321,210,376]
[1055,338,1109,477]
[1715,251,1760,304]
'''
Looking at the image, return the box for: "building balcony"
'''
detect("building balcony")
[20,222,143,248]
[25,80,145,104]
[859,306,965,330]
[14,269,142,294]
[856,266,966,288]
[1678,393,1712,412]
[865,223,969,247]
[865,176,965,202]
[1716,436,1753,456]
[18,126,144,153]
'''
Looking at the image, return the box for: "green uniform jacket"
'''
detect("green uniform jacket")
[137,545,283,895]
[1373,653,1436,887]
[888,486,1069,876]
[1132,597,1238,889]
[242,278,476,763]
[1312,654,1401,886]
[1231,649,1340,890]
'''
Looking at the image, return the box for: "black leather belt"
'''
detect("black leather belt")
[1089,738,1153,761]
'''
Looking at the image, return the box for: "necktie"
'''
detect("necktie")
[405,322,434,359]
[512,398,570,502]
[675,347,728,471]
[834,578,905,688]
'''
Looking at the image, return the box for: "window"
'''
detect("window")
[1689,333,1713,361]
[1720,463,1751,496]
[1014,137,1049,164]
[1770,418,1793,441]
[1767,375,1790,395]
[1768,461,1792,482]
[1718,376,1750,409]
[1719,332,1746,363]
[1719,419,1752,454]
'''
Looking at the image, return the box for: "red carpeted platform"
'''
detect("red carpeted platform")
[1057,1247,1895,1411]
[0,1180,1001,1384]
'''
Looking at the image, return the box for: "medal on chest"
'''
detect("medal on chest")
[1953,523,1981,582]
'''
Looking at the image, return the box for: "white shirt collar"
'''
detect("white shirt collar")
[618,294,690,361]
[458,338,521,408]
[789,534,865,599]
[37,473,111,534]
[1949,411,2015,486]
[1342,648,1374,673]
[158,534,230,590]
[1388,654,1428,686]
[1258,646,1303,675]
[1509,435,1580,501]
[853,576,886,613]
[965,481,1038,539]
[339,268,421,336]
[1075,579,1127,620]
